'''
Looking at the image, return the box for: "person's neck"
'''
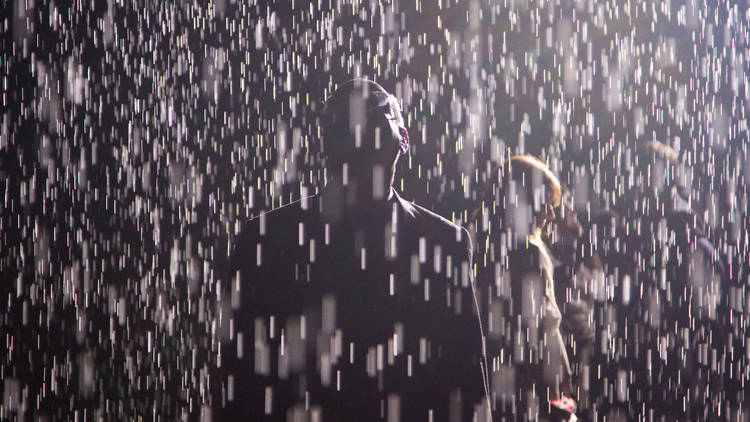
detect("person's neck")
[529,226,544,241]
[321,166,396,221]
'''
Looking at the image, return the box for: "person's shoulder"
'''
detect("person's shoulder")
[245,194,319,227]
[510,236,543,257]
[507,234,549,269]
[393,191,472,249]
[231,194,320,259]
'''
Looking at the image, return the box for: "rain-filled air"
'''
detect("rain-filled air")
[1,0,749,421]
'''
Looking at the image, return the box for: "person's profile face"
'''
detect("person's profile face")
[551,195,582,246]
[378,92,409,156]
[327,83,409,172]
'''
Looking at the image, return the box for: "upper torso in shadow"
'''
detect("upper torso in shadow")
[222,187,486,421]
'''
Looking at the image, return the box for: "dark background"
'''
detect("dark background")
[1,0,748,419]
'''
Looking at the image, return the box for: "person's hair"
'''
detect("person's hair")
[637,140,679,166]
[507,155,562,209]
[321,79,401,169]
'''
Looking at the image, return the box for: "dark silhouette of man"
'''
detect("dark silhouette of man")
[220,79,489,421]
[475,155,577,421]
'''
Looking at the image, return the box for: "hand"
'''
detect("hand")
[550,395,576,414]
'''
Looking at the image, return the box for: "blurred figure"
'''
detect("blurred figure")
[222,79,488,421]
[476,155,577,421]
[549,189,596,412]
[597,140,728,419]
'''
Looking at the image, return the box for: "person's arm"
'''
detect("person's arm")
[464,225,495,419]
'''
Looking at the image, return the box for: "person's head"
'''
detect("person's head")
[504,155,562,241]
[616,140,690,217]
[321,79,409,185]
[550,187,584,254]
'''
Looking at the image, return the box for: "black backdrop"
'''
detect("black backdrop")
[1,0,748,419]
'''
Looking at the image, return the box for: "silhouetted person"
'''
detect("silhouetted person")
[476,155,576,421]
[599,140,728,419]
[571,208,625,418]
[220,79,488,421]
[549,189,596,413]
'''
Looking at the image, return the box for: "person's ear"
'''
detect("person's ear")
[398,127,409,155]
